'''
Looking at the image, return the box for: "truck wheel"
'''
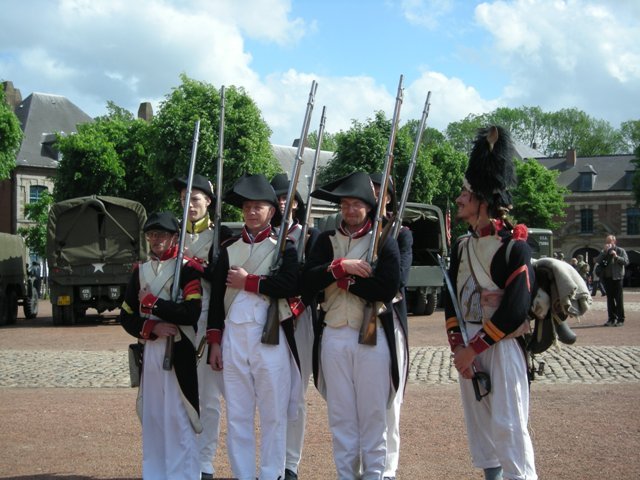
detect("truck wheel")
[412,293,427,316]
[424,291,438,316]
[6,290,18,325]
[52,305,74,326]
[0,292,7,326]
[23,291,39,319]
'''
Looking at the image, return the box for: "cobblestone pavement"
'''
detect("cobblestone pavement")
[2,343,638,388]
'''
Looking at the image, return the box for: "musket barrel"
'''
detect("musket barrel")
[298,105,326,263]
[359,75,404,346]
[262,80,318,345]
[392,91,431,240]
[163,118,200,371]
[212,86,225,264]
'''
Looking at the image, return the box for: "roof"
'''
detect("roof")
[513,140,545,160]
[14,93,93,169]
[534,154,636,192]
[270,144,335,199]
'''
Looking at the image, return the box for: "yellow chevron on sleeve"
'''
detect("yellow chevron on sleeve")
[483,319,505,342]
[446,316,459,330]
[185,293,202,301]
[121,301,133,314]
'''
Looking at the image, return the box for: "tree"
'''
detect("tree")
[445,106,630,157]
[0,86,23,180]
[17,190,53,259]
[151,75,279,219]
[511,159,568,229]
[620,120,640,153]
[54,122,126,201]
[307,129,338,152]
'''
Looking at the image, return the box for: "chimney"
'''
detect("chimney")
[1,81,22,111]
[292,138,309,148]
[566,148,577,167]
[137,102,153,121]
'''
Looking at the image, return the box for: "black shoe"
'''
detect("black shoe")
[201,473,213,480]
[284,468,298,480]
[604,320,615,327]
[616,321,624,327]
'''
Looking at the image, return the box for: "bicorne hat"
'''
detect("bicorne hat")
[172,174,216,202]
[464,125,517,218]
[143,212,179,234]
[311,171,377,209]
[270,173,306,225]
[224,174,282,224]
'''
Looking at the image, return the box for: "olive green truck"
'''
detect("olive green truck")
[46,196,147,325]
[0,233,39,325]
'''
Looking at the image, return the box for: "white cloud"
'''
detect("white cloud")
[475,0,640,125]
[396,0,454,29]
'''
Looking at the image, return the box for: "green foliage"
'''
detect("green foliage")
[0,86,23,180]
[511,159,568,229]
[17,190,53,258]
[446,106,630,157]
[318,111,397,184]
[54,123,126,201]
[307,129,338,152]
[620,120,640,153]
[151,75,278,220]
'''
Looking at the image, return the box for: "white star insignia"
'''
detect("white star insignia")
[92,263,106,273]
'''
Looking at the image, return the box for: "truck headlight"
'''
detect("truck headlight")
[108,286,121,300]
[79,287,92,301]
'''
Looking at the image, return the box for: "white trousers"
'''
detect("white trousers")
[141,339,198,480]
[223,320,291,480]
[384,312,407,477]
[285,306,314,473]
[322,325,390,480]
[196,309,225,476]
[460,324,537,480]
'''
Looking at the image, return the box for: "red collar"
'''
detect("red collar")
[242,224,273,243]
[151,244,179,261]
[475,219,504,238]
[338,218,372,239]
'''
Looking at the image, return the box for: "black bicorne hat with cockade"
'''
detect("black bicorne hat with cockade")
[143,212,180,234]
[270,173,306,225]
[224,174,282,225]
[464,125,517,219]
[172,173,216,202]
[311,171,377,210]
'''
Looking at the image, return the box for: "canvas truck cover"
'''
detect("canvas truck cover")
[0,233,28,281]
[47,196,147,268]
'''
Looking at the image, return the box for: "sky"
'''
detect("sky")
[1,0,639,146]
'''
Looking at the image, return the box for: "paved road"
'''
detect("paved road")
[3,329,639,388]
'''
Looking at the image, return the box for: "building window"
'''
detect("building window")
[578,172,593,191]
[628,208,640,235]
[580,208,593,233]
[29,185,48,203]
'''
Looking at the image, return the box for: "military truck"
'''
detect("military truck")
[315,202,448,316]
[0,233,39,325]
[47,196,147,325]
[402,203,447,315]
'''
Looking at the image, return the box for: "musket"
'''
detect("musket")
[196,86,225,365]
[359,74,404,346]
[437,254,491,401]
[391,91,431,240]
[211,85,226,268]
[163,118,200,371]
[298,105,326,263]
[262,80,318,345]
